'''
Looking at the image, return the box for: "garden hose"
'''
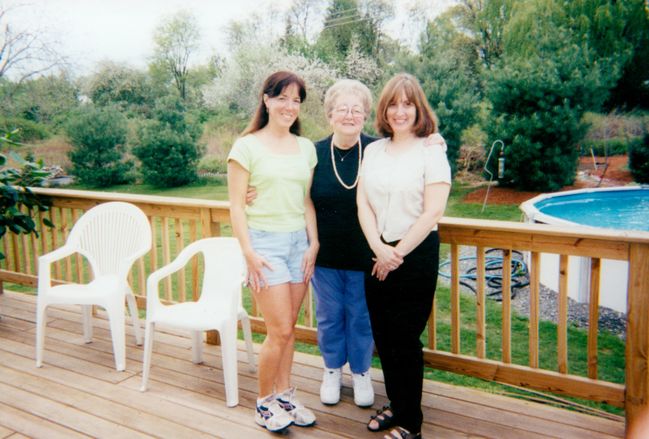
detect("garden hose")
[438,249,530,301]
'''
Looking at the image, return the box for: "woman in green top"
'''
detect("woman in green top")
[227,71,319,433]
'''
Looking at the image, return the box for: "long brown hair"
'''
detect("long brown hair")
[242,71,307,136]
[375,73,438,138]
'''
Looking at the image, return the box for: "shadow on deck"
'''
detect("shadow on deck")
[0,291,624,438]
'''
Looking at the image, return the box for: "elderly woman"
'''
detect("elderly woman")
[310,79,378,407]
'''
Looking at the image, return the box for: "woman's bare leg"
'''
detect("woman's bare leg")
[254,283,295,397]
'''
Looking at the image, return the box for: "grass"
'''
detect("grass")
[446,183,523,221]
[8,178,626,416]
[69,176,229,201]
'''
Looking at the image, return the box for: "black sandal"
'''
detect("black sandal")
[367,404,394,432]
[384,426,422,439]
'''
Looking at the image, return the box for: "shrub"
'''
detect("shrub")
[629,133,649,184]
[579,138,633,156]
[0,117,50,142]
[133,97,203,187]
[66,106,134,187]
[198,155,226,175]
[0,131,54,260]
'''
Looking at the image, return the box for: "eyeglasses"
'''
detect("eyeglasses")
[333,106,365,118]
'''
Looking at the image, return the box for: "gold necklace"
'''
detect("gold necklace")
[330,136,362,189]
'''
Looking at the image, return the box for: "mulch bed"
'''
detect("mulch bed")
[462,155,634,205]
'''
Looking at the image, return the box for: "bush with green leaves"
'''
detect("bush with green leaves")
[0,132,53,260]
[579,138,635,157]
[629,133,649,184]
[0,117,50,142]
[133,97,203,187]
[66,106,134,187]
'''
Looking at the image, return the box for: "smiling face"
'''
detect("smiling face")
[386,91,417,136]
[264,82,302,130]
[328,94,366,139]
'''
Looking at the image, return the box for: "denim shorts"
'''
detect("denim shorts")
[248,228,309,287]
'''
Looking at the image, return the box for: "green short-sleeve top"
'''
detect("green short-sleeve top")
[228,134,317,232]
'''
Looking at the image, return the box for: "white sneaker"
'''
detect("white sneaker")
[320,367,342,405]
[352,371,374,407]
[255,396,293,432]
[276,387,316,427]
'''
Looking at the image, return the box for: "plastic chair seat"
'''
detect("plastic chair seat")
[46,276,125,304]
[150,301,232,331]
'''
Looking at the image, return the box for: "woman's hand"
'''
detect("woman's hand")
[244,250,273,293]
[246,186,257,205]
[302,243,319,284]
[424,132,447,152]
[371,243,403,280]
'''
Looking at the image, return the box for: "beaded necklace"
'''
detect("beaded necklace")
[330,136,362,189]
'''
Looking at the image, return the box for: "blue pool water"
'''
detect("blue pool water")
[535,188,649,232]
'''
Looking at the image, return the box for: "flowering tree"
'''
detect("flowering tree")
[203,41,338,114]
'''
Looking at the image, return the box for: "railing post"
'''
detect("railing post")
[625,242,649,434]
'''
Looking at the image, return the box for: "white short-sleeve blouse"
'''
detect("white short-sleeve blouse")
[360,137,451,242]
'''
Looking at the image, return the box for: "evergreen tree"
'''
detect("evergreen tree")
[66,106,133,187]
[133,97,203,187]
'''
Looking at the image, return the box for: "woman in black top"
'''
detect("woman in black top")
[310,79,378,407]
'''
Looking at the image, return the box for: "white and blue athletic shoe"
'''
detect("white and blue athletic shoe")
[255,397,293,433]
[276,387,316,427]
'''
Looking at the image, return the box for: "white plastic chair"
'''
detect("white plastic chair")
[36,201,151,371]
[140,237,255,407]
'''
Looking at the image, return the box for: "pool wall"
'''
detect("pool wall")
[519,187,644,314]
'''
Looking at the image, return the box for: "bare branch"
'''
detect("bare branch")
[0,4,67,81]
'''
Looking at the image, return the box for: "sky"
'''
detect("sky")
[4,0,455,77]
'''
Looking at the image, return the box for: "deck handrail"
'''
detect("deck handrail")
[2,187,648,432]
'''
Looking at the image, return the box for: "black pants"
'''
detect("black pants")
[365,232,439,434]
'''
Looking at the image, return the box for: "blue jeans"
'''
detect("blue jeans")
[311,266,373,373]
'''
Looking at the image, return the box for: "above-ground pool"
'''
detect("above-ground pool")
[526,187,649,232]
[520,186,649,314]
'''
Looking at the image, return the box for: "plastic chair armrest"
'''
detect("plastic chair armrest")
[146,245,199,299]
[39,245,77,265]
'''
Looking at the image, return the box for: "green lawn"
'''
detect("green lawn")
[70,176,229,200]
[13,178,624,416]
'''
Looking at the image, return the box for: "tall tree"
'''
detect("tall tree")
[403,13,482,175]
[84,62,155,115]
[448,0,515,69]
[315,0,392,64]
[0,5,66,83]
[287,0,325,41]
[487,0,617,191]
[151,11,201,101]
[0,73,78,125]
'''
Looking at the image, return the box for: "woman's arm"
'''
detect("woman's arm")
[227,160,272,292]
[302,170,319,284]
[357,177,404,280]
[394,182,450,257]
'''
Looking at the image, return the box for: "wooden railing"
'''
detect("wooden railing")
[2,188,649,431]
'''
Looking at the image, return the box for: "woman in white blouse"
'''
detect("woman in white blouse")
[357,73,451,439]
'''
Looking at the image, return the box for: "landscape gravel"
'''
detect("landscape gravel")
[438,246,626,339]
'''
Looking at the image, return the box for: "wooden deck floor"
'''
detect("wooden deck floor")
[0,290,624,439]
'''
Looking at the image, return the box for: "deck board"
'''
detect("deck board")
[0,291,625,438]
